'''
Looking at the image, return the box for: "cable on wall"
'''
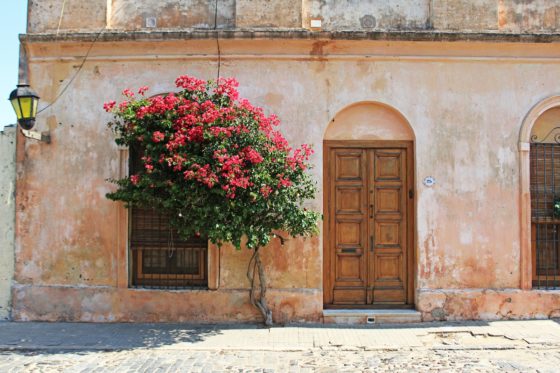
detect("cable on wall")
[214,0,222,81]
[37,28,105,115]
[38,0,135,115]
[56,0,68,36]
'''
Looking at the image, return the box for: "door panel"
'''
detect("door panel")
[371,148,407,305]
[375,188,401,214]
[336,187,363,214]
[326,144,412,307]
[330,149,368,304]
[336,153,364,181]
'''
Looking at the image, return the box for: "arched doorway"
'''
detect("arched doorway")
[323,102,415,308]
[519,96,560,290]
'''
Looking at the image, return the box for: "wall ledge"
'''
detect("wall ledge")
[20,29,560,44]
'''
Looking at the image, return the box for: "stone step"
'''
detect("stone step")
[323,309,422,324]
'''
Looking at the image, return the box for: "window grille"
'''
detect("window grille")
[530,143,560,288]
[129,146,208,289]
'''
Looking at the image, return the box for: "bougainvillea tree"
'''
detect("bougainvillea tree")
[104,75,320,325]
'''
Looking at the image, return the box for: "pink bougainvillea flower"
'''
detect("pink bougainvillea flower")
[122,89,135,98]
[215,77,240,102]
[103,100,116,112]
[152,131,165,143]
[175,75,207,92]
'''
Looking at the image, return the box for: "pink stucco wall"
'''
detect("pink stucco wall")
[12,35,560,322]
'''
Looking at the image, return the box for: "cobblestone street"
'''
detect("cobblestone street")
[2,346,560,373]
[1,320,560,372]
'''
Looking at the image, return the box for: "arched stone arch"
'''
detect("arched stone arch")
[324,101,415,141]
[519,95,560,290]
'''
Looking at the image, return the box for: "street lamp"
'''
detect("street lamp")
[9,84,39,130]
[9,84,49,143]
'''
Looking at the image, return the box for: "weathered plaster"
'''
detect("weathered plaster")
[28,0,107,33]
[0,126,16,320]
[12,285,322,323]
[305,0,429,31]
[432,0,497,31]
[110,0,235,30]
[26,0,560,35]
[236,0,301,28]
[12,37,560,322]
[499,0,560,33]
[418,289,560,321]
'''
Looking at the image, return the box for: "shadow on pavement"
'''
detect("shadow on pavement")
[0,322,263,353]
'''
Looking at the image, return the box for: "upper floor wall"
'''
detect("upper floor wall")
[28,0,560,34]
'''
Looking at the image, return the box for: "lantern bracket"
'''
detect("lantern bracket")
[20,128,51,144]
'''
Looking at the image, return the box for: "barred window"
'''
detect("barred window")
[530,142,560,289]
[129,146,208,289]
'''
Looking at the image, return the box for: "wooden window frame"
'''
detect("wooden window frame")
[114,146,220,290]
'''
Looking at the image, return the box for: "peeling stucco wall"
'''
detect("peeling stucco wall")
[237,0,301,28]
[28,0,107,33]
[432,0,497,31]
[110,0,235,30]
[0,126,16,320]
[11,37,560,322]
[499,0,560,33]
[27,0,560,33]
[304,0,429,31]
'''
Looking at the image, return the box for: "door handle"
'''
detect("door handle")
[369,204,374,218]
[370,236,374,252]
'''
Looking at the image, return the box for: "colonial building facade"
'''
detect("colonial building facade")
[9,0,560,322]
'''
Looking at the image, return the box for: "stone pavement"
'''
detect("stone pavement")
[0,320,559,372]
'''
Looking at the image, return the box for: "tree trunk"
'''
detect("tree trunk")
[247,247,273,326]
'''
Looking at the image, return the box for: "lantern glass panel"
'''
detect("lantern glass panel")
[10,98,23,120]
[32,97,38,117]
[19,96,33,118]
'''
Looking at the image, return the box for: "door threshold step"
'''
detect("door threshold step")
[323,309,422,324]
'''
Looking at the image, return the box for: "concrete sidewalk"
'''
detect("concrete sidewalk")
[1,319,559,351]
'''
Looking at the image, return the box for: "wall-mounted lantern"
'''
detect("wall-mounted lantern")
[9,84,50,143]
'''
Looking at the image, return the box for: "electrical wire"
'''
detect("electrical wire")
[214,0,221,81]
[37,28,104,115]
[37,0,136,115]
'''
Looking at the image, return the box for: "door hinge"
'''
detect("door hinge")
[409,189,414,199]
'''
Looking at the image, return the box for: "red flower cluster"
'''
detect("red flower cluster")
[214,78,240,101]
[242,146,264,164]
[136,94,179,119]
[108,74,314,202]
[287,143,313,170]
[103,101,116,112]
[122,89,135,98]
[184,164,218,189]
[152,131,165,143]
[175,75,206,92]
